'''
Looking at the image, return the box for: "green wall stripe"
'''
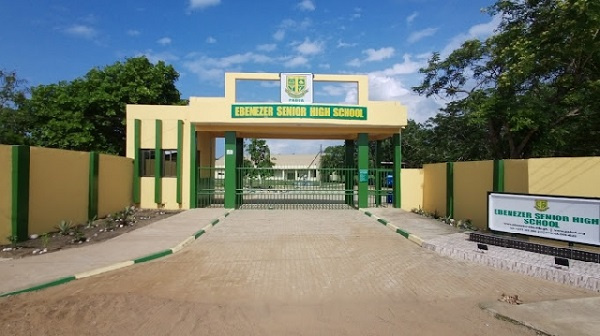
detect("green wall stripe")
[393,132,402,208]
[133,119,141,204]
[224,131,237,209]
[493,160,505,192]
[154,120,162,204]
[88,151,99,220]
[11,145,30,241]
[446,162,454,218]
[357,133,369,208]
[0,276,76,298]
[134,249,172,264]
[189,124,197,208]
[176,120,183,204]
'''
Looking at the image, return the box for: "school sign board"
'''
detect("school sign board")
[281,73,313,104]
[488,192,600,246]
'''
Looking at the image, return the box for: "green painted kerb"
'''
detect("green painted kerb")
[396,228,410,238]
[176,120,183,204]
[11,145,30,241]
[154,120,162,204]
[493,160,505,192]
[189,123,197,208]
[0,276,76,298]
[88,151,99,220]
[377,218,388,225]
[446,162,454,219]
[134,249,173,264]
[211,219,219,226]
[133,119,141,204]
[194,229,205,239]
[232,104,367,121]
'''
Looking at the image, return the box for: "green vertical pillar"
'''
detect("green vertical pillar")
[88,151,99,220]
[11,145,30,241]
[154,120,162,205]
[375,140,382,207]
[224,131,237,209]
[344,140,355,206]
[189,124,197,209]
[236,137,244,206]
[357,133,369,209]
[176,120,183,204]
[493,160,505,192]
[393,133,402,208]
[446,162,454,218]
[133,119,141,204]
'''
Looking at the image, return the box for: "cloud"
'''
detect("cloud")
[127,29,141,37]
[295,38,324,55]
[297,0,315,11]
[441,15,501,57]
[183,52,274,81]
[363,47,395,62]
[319,63,330,69]
[157,37,172,45]
[188,0,221,10]
[346,58,361,67]
[136,50,180,64]
[64,24,97,39]
[206,36,217,43]
[257,43,277,52]
[370,54,423,76]
[406,12,418,25]
[273,29,285,41]
[337,40,357,48]
[272,18,312,41]
[284,56,309,68]
[407,27,438,43]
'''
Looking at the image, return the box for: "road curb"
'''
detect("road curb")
[0,209,235,298]
[359,209,425,247]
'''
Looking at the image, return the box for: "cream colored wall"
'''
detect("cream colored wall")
[528,157,600,197]
[504,159,529,193]
[453,161,493,230]
[139,178,155,209]
[422,163,447,216]
[401,169,423,212]
[98,154,133,217]
[161,178,179,209]
[0,145,12,244]
[28,147,89,235]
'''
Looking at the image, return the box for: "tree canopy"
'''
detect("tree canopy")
[244,139,275,185]
[414,0,600,159]
[0,70,31,145]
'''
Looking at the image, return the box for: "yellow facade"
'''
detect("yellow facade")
[528,157,600,197]
[0,145,12,244]
[422,163,446,216]
[28,147,89,235]
[504,159,529,193]
[98,154,134,217]
[127,73,408,210]
[453,161,494,230]
[400,169,423,212]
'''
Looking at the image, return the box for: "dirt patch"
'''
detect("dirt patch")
[0,208,181,259]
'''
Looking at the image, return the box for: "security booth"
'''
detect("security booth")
[126,72,407,210]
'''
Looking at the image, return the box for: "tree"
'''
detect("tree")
[27,57,182,155]
[245,138,275,186]
[0,70,31,145]
[414,0,600,159]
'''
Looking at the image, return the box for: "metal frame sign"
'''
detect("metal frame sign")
[281,73,313,104]
[488,192,600,246]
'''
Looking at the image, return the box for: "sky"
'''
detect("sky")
[1,0,500,156]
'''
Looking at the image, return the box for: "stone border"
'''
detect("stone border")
[0,210,234,298]
[361,210,424,247]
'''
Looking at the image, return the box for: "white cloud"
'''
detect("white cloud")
[370,54,423,76]
[407,27,438,43]
[346,58,361,67]
[297,0,315,11]
[206,36,217,43]
[406,12,418,25]
[441,15,501,57]
[184,52,274,81]
[296,38,324,55]
[363,47,395,62]
[127,29,141,37]
[64,24,97,39]
[285,56,309,68]
[157,37,172,45]
[136,50,179,64]
[273,29,285,41]
[188,0,221,10]
[319,63,330,69]
[257,43,277,52]
[337,40,357,48]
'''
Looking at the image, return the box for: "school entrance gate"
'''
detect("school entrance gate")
[126,73,407,210]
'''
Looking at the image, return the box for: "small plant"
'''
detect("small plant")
[6,235,18,248]
[41,233,50,249]
[104,217,116,231]
[72,227,86,243]
[56,220,73,235]
[86,215,97,229]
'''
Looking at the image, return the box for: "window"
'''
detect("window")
[162,150,178,177]
[140,149,156,177]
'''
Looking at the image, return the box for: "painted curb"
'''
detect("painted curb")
[359,209,425,248]
[0,209,235,298]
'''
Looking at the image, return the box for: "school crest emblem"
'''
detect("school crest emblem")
[285,75,309,98]
[534,199,549,212]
